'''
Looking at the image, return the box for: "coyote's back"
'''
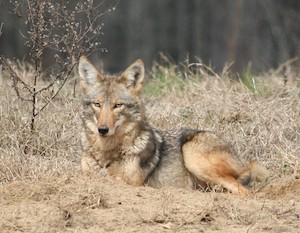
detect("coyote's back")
[78,56,268,195]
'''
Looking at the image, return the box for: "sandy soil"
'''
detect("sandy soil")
[1,173,299,233]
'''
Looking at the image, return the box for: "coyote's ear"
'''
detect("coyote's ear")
[119,59,145,95]
[78,56,103,92]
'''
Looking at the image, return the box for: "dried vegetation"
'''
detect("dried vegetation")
[0,61,299,232]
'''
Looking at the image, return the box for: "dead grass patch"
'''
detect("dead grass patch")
[0,63,299,232]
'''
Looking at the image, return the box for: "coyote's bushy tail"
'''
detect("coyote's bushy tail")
[238,162,269,187]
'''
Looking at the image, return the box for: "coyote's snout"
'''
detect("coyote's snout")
[94,100,124,136]
[78,56,268,195]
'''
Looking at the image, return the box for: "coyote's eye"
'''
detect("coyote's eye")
[113,103,123,109]
[93,102,101,108]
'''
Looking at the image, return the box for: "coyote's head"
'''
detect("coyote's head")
[78,56,145,137]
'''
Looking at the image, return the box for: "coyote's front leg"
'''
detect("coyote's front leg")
[81,154,101,176]
[107,157,146,186]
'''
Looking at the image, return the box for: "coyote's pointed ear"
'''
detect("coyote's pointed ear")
[78,56,103,92]
[119,59,145,95]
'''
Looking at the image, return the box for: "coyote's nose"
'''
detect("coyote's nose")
[98,126,109,135]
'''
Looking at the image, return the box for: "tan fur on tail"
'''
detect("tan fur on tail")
[182,132,269,195]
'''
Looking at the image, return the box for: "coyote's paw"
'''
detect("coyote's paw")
[81,155,101,176]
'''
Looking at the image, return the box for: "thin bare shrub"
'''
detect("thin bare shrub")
[0,0,116,153]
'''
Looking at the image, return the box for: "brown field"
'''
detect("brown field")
[0,62,299,232]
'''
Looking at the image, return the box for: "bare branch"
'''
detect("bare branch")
[0,57,33,95]
[35,63,76,116]
[3,0,114,134]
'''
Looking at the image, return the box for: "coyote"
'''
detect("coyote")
[78,56,268,195]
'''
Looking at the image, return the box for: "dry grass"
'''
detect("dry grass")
[0,61,299,182]
[0,61,299,232]
[146,62,299,179]
[0,79,82,183]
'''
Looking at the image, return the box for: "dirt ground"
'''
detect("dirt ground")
[1,173,299,233]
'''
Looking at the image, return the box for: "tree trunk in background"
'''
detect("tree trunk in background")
[227,0,243,70]
[176,0,188,61]
[260,0,289,65]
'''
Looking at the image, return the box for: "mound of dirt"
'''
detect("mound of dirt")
[1,174,299,233]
